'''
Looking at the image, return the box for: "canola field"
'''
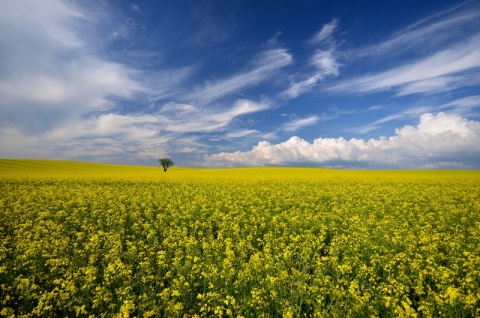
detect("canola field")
[1,160,480,317]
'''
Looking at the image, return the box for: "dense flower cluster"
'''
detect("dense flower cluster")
[1,166,479,317]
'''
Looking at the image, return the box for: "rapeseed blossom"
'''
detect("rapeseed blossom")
[0,161,479,316]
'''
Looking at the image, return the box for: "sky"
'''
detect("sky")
[1,0,480,169]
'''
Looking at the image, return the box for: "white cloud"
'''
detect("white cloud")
[260,113,336,139]
[350,106,433,134]
[351,96,480,135]
[280,74,323,99]
[0,0,87,49]
[0,99,269,161]
[351,3,480,60]
[280,50,340,99]
[332,3,480,97]
[0,0,148,132]
[148,67,194,99]
[185,49,292,103]
[0,119,171,162]
[264,31,283,47]
[441,95,480,111]
[308,18,338,45]
[394,76,468,96]
[282,115,322,132]
[310,50,340,76]
[225,130,260,138]
[280,19,341,100]
[351,114,405,134]
[156,99,271,133]
[206,113,480,168]
[2,1,478,167]
[0,0,273,164]
[68,99,268,139]
[329,34,480,95]
[130,3,141,12]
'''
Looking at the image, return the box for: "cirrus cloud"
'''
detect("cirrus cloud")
[185,49,292,103]
[329,34,480,96]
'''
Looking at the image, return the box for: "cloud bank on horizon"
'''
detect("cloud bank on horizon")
[207,112,480,169]
[0,0,479,168]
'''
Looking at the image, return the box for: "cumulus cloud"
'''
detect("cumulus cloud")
[206,113,480,168]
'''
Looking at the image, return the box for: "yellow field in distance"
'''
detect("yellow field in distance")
[1,159,478,181]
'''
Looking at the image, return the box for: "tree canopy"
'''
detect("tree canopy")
[159,158,174,172]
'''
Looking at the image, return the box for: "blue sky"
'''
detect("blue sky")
[1,0,480,168]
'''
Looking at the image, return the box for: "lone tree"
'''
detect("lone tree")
[159,158,174,172]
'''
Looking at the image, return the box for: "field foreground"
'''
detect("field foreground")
[1,160,480,317]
